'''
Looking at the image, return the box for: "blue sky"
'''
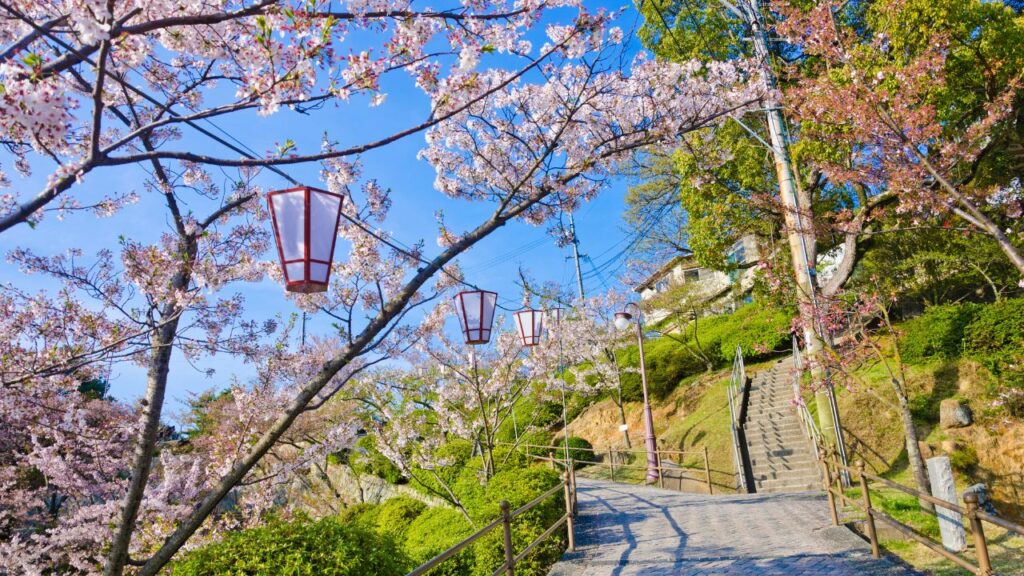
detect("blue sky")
[0,1,654,420]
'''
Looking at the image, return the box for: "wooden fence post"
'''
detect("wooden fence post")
[568,459,577,514]
[858,461,880,559]
[608,448,615,482]
[500,500,515,576]
[563,473,576,552]
[964,493,993,576]
[703,446,713,495]
[820,453,839,526]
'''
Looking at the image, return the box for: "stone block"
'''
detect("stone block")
[940,399,973,429]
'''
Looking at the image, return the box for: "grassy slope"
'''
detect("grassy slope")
[823,338,1024,575]
[564,358,781,494]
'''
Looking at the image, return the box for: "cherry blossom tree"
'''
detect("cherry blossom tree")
[777,0,1024,277]
[1,6,766,574]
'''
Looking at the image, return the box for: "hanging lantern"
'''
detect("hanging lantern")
[544,307,563,329]
[453,290,498,345]
[267,186,345,293]
[513,309,545,347]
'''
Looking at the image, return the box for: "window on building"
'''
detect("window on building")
[655,279,669,292]
[683,269,700,283]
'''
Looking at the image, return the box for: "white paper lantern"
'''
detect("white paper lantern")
[267,186,345,293]
[513,309,545,347]
[453,290,498,345]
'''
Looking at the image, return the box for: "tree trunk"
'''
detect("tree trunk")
[893,379,933,510]
[104,237,195,576]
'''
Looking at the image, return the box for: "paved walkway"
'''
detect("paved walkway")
[548,479,919,576]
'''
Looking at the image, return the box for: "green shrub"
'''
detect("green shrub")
[618,337,705,400]
[171,515,408,576]
[710,304,793,362]
[900,302,982,362]
[349,435,403,484]
[560,436,595,467]
[963,298,1024,387]
[949,445,980,473]
[374,497,426,539]
[337,502,380,528]
[471,466,565,576]
[404,507,476,576]
[410,438,474,501]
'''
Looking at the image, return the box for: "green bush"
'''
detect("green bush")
[171,515,408,576]
[349,435,403,484]
[404,507,476,576]
[471,466,565,576]
[561,436,595,467]
[374,497,427,539]
[337,502,380,528]
[617,337,705,400]
[708,304,793,362]
[410,438,474,501]
[963,298,1024,387]
[901,302,982,362]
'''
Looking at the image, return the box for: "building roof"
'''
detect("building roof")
[633,252,696,293]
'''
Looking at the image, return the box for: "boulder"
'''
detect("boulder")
[962,483,999,516]
[940,439,958,454]
[940,399,973,429]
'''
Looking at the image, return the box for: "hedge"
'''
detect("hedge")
[171,515,407,576]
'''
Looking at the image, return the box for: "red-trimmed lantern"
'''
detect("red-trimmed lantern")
[513,309,545,347]
[268,186,345,293]
[544,307,563,330]
[453,290,498,345]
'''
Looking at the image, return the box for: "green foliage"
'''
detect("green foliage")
[617,304,792,400]
[403,507,475,576]
[183,389,233,440]
[349,435,403,484]
[171,515,408,576]
[471,466,564,576]
[76,378,109,400]
[618,336,706,400]
[562,436,595,467]
[949,444,980,473]
[409,438,474,503]
[963,298,1024,387]
[698,304,794,362]
[496,398,560,443]
[374,497,427,540]
[899,302,982,363]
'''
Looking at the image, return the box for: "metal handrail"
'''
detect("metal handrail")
[727,345,750,492]
[506,443,717,494]
[818,457,1024,576]
[792,336,823,463]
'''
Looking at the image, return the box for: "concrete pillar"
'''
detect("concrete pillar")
[926,456,966,552]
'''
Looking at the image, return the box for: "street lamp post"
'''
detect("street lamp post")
[614,302,660,484]
[543,307,571,467]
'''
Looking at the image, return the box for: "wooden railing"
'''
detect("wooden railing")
[508,442,715,495]
[405,457,576,576]
[820,453,1024,576]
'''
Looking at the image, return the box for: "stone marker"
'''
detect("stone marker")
[927,456,966,552]
[939,399,972,429]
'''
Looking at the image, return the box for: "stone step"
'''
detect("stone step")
[755,470,822,482]
[749,456,818,469]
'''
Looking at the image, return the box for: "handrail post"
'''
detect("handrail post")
[703,446,713,495]
[858,461,880,559]
[658,453,665,489]
[563,473,576,552]
[964,493,993,576]
[608,448,615,482]
[568,459,577,515]
[500,500,515,576]
[820,453,839,526]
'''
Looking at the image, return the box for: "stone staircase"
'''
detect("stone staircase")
[744,357,821,493]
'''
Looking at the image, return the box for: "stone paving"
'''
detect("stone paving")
[548,478,920,576]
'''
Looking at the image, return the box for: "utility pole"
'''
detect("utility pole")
[724,0,847,467]
[567,211,586,301]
